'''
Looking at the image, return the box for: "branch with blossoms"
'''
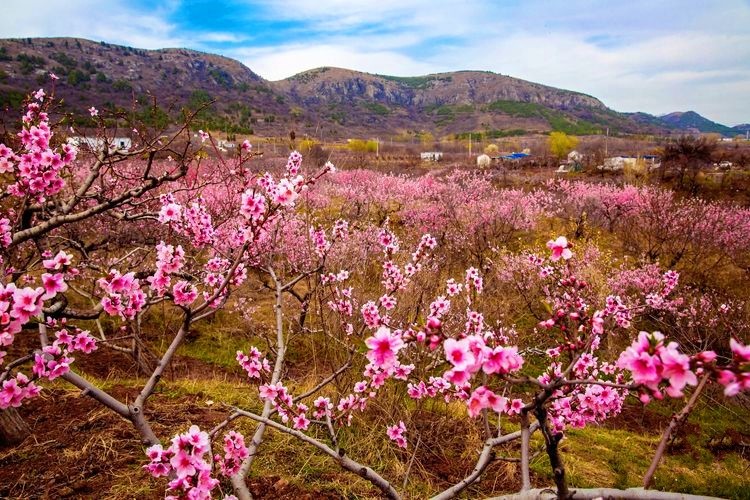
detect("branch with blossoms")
[0,84,357,497]
[193,233,750,500]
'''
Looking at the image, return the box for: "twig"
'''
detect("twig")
[642,374,710,488]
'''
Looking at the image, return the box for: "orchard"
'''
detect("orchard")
[0,82,748,499]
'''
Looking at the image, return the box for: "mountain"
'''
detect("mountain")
[0,37,731,139]
[658,111,735,136]
[732,124,750,136]
[0,37,286,135]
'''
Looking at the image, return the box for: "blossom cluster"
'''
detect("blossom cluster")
[144,425,220,499]
[236,347,270,379]
[214,431,249,477]
[98,270,146,320]
[258,382,311,430]
[32,327,97,380]
[158,195,216,247]
[2,90,77,202]
[386,421,407,448]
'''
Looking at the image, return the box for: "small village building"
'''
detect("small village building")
[67,136,131,152]
[500,152,531,161]
[420,151,443,162]
[112,137,132,151]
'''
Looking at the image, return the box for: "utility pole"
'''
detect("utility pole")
[605,127,609,157]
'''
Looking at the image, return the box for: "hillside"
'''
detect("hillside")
[0,37,287,135]
[274,67,632,136]
[0,37,739,138]
[659,111,736,136]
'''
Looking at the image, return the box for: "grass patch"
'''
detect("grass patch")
[362,102,391,115]
[378,74,453,89]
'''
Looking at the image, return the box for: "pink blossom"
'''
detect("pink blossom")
[659,343,697,396]
[730,338,750,362]
[272,178,299,207]
[172,281,198,306]
[11,286,44,322]
[240,191,266,221]
[443,337,475,371]
[43,250,73,270]
[386,421,407,448]
[41,272,67,299]
[292,414,310,430]
[482,346,524,375]
[546,236,573,261]
[364,326,404,369]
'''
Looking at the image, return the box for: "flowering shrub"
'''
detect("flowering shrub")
[0,85,747,500]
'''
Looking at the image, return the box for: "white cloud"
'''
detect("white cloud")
[0,0,185,48]
[0,0,748,123]
[229,44,437,80]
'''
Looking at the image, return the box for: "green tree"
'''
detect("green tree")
[548,131,579,160]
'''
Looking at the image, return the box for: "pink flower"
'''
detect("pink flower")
[467,386,508,417]
[43,250,73,270]
[445,368,471,385]
[72,332,97,354]
[198,130,209,142]
[629,352,660,385]
[170,449,196,478]
[482,346,524,375]
[272,178,299,207]
[443,337,475,371]
[364,326,404,369]
[88,107,98,117]
[507,398,525,416]
[292,414,310,430]
[659,343,697,396]
[11,287,44,322]
[386,421,407,448]
[730,338,750,362]
[41,272,67,299]
[158,202,183,223]
[240,191,266,221]
[546,236,573,261]
[172,281,198,306]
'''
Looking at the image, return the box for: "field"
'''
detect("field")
[0,88,749,500]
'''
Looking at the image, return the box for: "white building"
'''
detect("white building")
[68,136,131,152]
[420,151,443,162]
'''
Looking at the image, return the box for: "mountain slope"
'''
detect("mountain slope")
[0,37,287,135]
[274,67,638,135]
[659,111,735,136]
[0,36,734,138]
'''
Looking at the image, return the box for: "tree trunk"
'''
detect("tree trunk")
[0,407,31,446]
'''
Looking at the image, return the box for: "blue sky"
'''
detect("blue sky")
[2,0,749,125]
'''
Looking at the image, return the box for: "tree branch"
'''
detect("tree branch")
[231,409,401,500]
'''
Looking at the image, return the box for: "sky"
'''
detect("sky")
[2,0,749,125]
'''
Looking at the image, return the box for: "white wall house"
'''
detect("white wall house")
[68,136,131,152]
[420,152,443,161]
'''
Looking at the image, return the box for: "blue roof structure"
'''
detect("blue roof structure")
[501,152,531,160]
